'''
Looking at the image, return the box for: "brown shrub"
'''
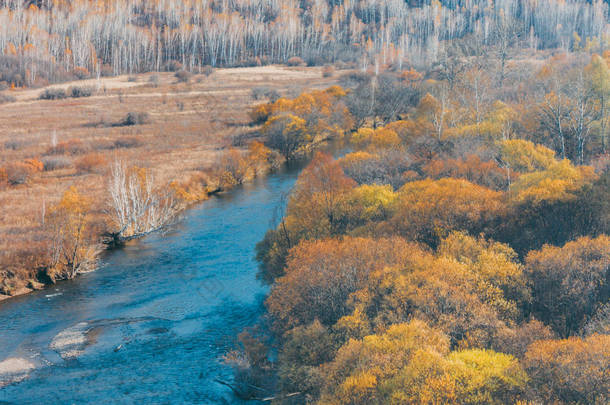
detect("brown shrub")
[72,66,90,79]
[174,70,192,83]
[42,156,72,171]
[322,65,335,78]
[114,136,143,149]
[47,139,89,155]
[39,88,67,100]
[286,56,305,67]
[121,112,150,126]
[0,93,16,104]
[75,153,106,173]
[89,139,116,150]
[68,85,94,98]
[251,86,280,102]
[166,60,183,72]
[4,139,29,150]
[5,162,36,184]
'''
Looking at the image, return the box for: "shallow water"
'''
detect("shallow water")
[0,168,299,404]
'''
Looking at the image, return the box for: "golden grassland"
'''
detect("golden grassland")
[0,65,339,299]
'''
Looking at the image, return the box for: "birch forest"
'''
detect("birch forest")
[0,0,609,86]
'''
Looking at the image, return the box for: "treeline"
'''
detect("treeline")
[0,0,608,86]
[225,54,610,403]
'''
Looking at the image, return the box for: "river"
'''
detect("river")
[0,166,300,404]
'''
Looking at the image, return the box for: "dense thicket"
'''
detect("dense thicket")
[0,0,608,86]
[231,49,610,403]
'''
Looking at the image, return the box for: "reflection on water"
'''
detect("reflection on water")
[0,168,300,404]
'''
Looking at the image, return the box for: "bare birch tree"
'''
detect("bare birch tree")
[107,161,177,244]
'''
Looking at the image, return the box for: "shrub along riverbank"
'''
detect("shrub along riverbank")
[224,56,609,404]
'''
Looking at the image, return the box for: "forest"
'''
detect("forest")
[232,37,609,405]
[0,0,608,403]
[0,0,608,86]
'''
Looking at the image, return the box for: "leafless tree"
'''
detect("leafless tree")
[0,0,607,81]
[567,71,598,164]
[107,161,177,244]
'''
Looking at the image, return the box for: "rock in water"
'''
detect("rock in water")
[50,322,90,359]
[0,357,35,387]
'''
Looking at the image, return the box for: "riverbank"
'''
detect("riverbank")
[0,163,302,402]
[0,66,340,301]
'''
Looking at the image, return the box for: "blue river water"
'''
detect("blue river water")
[0,168,299,404]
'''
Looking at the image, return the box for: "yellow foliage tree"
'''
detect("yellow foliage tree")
[339,184,397,227]
[262,114,311,158]
[320,320,527,405]
[509,159,596,204]
[439,231,530,322]
[389,178,505,246]
[499,139,556,173]
[48,186,97,280]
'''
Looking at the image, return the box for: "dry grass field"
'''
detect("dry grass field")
[0,65,338,298]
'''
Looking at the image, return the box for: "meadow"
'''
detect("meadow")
[0,65,337,298]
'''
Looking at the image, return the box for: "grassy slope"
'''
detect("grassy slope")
[0,65,337,299]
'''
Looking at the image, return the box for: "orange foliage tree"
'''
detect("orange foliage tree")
[288,152,357,236]
[423,154,506,190]
[256,152,356,282]
[525,235,610,337]
[524,334,609,404]
[266,236,417,333]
